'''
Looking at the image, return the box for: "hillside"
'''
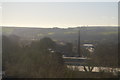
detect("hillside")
[2,26,118,44]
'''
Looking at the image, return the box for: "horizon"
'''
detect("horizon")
[2,25,118,29]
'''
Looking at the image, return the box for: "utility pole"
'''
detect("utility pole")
[77,27,82,57]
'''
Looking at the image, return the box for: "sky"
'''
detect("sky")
[0,0,119,2]
[0,2,118,28]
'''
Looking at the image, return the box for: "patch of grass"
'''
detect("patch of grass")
[101,31,118,35]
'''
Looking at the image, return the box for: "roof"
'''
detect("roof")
[83,44,93,47]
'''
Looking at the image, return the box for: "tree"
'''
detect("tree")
[92,43,118,67]
[2,35,21,71]
[39,37,56,50]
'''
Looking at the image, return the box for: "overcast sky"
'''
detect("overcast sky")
[1,2,118,28]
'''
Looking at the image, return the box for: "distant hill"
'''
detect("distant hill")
[2,26,118,44]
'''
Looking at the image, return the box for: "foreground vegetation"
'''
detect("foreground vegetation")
[3,36,75,78]
[2,32,119,78]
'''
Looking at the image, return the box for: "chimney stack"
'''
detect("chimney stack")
[77,28,82,57]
